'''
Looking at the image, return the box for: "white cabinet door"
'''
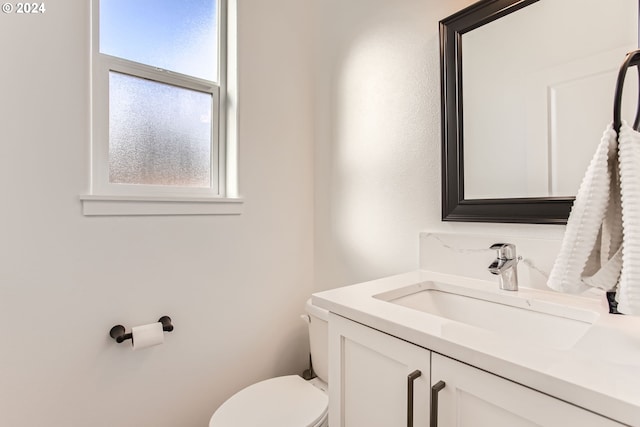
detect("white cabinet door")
[329,314,431,427]
[431,353,625,427]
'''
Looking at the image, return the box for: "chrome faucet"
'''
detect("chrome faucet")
[488,243,519,291]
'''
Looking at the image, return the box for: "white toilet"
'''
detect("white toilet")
[209,299,329,427]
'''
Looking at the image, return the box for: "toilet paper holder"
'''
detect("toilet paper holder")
[109,316,174,343]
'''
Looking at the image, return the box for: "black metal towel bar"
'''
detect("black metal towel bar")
[613,49,640,135]
[109,316,174,343]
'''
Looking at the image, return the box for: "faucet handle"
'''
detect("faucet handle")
[490,243,516,260]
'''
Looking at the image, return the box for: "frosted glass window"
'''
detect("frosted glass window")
[109,72,212,188]
[100,0,218,82]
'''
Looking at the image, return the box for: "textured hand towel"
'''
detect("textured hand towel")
[616,122,640,314]
[547,124,623,294]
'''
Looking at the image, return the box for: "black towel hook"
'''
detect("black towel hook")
[613,49,640,135]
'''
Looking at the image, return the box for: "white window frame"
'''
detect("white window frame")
[82,0,241,216]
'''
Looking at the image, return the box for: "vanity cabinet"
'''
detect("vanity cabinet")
[329,314,431,427]
[330,315,625,427]
[431,354,624,427]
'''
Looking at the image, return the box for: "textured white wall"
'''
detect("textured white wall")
[312,0,567,293]
[0,1,314,426]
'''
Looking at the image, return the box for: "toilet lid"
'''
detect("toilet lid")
[209,375,328,427]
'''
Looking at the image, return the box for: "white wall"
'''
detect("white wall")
[312,0,567,293]
[0,1,314,426]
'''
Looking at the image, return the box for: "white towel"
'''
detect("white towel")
[547,124,623,294]
[617,122,640,314]
[548,121,640,315]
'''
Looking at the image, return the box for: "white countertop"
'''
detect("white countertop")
[312,270,640,426]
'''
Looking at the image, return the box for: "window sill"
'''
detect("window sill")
[80,195,244,216]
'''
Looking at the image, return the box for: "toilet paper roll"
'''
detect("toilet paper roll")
[131,322,164,351]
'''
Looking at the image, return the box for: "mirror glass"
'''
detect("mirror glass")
[462,0,638,200]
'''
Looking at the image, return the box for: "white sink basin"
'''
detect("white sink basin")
[374,281,599,350]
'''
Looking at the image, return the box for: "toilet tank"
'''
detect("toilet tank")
[305,299,329,383]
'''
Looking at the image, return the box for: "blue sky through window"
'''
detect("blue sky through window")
[100,0,218,82]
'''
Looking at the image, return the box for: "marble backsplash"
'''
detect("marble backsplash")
[419,231,599,299]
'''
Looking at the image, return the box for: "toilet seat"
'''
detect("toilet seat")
[209,375,328,427]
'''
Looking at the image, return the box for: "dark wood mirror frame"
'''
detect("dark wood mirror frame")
[440,0,573,224]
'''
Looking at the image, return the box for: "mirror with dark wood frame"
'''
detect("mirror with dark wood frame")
[440,0,639,224]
